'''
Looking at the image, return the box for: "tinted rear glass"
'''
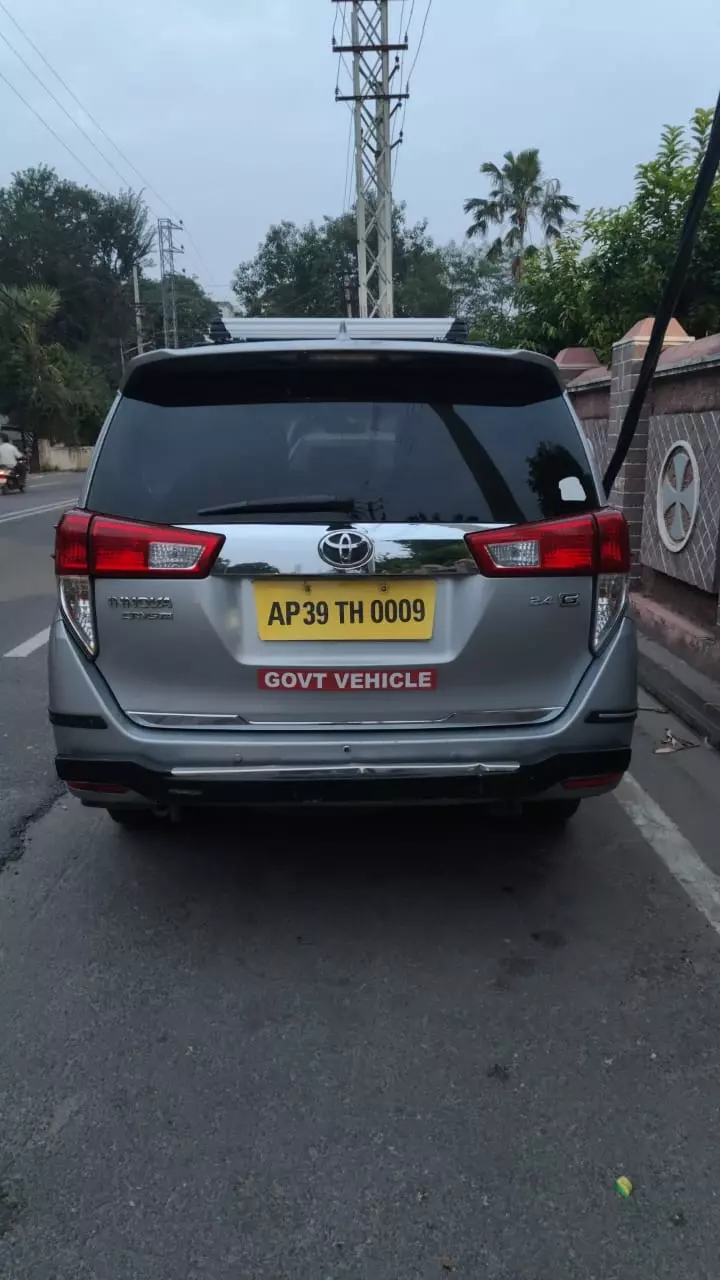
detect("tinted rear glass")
[88,352,599,525]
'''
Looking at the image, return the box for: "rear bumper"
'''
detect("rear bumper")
[49,615,637,807]
[55,748,631,807]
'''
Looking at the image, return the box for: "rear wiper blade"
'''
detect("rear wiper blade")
[196,495,360,517]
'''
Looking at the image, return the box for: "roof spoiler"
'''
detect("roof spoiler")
[207,316,469,345]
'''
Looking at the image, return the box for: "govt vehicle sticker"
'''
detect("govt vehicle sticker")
[258,669,438,692]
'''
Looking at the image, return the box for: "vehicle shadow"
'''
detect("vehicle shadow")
[109,803,601,968]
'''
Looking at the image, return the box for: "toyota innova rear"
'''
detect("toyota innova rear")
[49,328,637,824]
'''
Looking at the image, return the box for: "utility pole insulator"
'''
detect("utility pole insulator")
[333,1,406,319]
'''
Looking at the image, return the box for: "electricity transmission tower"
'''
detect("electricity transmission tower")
[333,1,407,318]
[157,217,184,347]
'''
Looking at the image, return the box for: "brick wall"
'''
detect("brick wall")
[564,322,720,624]
[568,378,611,475]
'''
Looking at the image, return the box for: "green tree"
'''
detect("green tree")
[512,107,720,361]
[441,243,518,346]
[0,166,154,382]
[464,149,578,282]
[140,274,219,351]
[232,206,453,318]
[0,284,111,442]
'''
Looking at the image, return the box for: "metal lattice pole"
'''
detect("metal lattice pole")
[157,217,184,348]
[333,1,407,318]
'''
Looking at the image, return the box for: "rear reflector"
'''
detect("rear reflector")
[67,781,130,794]
[562,773,624,791]
[465,512,630,577]
[55,511,225,579]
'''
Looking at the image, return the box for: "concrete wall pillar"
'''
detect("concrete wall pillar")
[607,318,693,584]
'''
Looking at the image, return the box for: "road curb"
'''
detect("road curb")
[638,637,720,750]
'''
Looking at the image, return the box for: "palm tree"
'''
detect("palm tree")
[0,285,65,428]
[0,284,109,442]
[464,149,578,282]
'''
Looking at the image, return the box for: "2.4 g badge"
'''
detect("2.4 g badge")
[529,592,580,607]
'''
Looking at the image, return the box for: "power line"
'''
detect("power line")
[392,0,410,145]
[333,0,353,99]
[392,0,433,182]
[0,0,182,222]
[0,0,215,290]
[0,25,137,193]
[334,1,355,220]
[342,107,354,214]
[178,225,215,286]
[406,0,433,85]
[0,66,109,191]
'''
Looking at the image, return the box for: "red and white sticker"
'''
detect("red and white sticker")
[258,668,438,692]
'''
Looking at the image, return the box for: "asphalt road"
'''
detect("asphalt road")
[2,483,720,1279]
[0,474,82,862]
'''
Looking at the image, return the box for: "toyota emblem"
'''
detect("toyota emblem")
[318,529,374,569]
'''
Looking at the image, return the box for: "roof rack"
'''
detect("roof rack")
[207,316,469,345]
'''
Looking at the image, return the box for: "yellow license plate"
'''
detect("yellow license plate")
[254,579,436,641]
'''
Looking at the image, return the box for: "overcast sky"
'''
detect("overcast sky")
[1,0,719,297]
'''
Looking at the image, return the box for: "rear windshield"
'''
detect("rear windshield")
[88,352,599,526]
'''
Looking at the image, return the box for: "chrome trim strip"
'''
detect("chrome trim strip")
[243,717,454,727]
[129,708,560,730]
[129,712,248,728]
[170,762,521,782]
[240,709,561,729]
[204,522,497,578]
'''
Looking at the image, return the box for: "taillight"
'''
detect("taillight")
[55,511,95,656]
[466,514,597,575]
[54,511,225,659]
[595,510,630,573]
[592,511,630,653]
[55,510,91,574]
[55,511,225,580]
[89,516,224,578]
[465,511,630,654]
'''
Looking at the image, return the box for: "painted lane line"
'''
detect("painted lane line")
[27,481,80,491]
[0,499,77,525]
[3,626,51,659]
[617,773,720,936]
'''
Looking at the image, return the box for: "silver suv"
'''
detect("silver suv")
[49,318,637,828]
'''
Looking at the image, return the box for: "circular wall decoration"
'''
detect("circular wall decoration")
[656,441,700,553]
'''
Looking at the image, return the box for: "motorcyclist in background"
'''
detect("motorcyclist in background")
[0,433,28,489]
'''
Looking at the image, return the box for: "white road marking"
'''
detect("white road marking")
[0,499,77,525]
[27,480,79,490]
[617,773,720,935]
[3,626,51,659]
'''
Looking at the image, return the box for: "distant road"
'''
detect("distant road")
[0,473,81,864]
